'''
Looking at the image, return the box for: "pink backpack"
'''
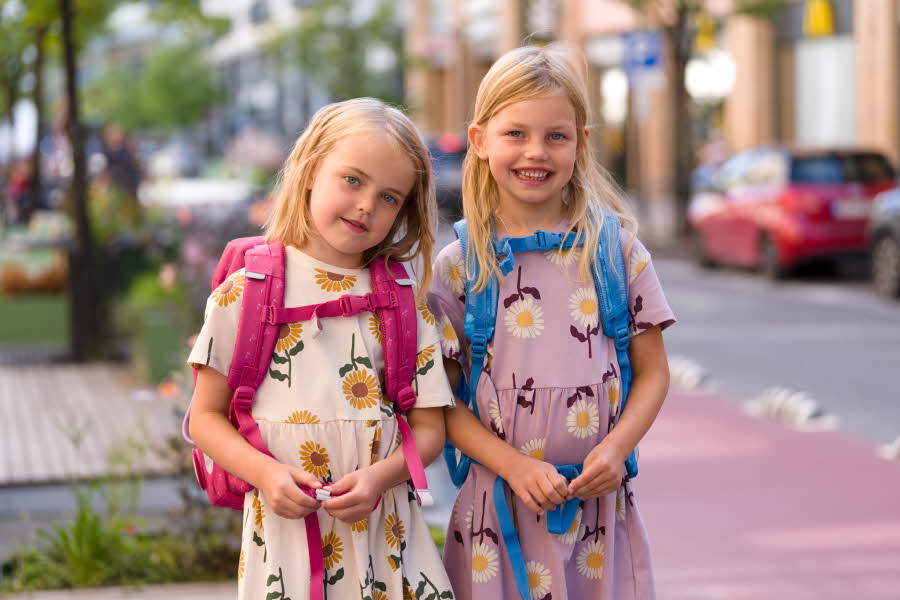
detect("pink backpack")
[181,237,431,600]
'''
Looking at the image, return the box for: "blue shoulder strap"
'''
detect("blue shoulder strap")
[592,212,638,478]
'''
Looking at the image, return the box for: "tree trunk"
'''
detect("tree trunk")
[60,0,100,361]
[26,26,48,222]
[665,9,694,237]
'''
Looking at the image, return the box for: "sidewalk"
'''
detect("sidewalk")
[5,388,900,599]
[639,390,900,599]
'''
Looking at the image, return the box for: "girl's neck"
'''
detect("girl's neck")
[494,198,566,238]
[298,234,365,270]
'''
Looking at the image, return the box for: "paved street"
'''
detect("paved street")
[656,256,900,446]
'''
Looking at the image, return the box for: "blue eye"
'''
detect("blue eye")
[344,175,360,185]
[549,132,567,141]
[382,193,398,205]
[507,130,523,138]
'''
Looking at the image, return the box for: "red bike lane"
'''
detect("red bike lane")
[637,390,900,599]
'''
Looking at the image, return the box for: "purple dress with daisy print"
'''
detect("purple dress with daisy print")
[428,223,675,600]
[188,246,455,600]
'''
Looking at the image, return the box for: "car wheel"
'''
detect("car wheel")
[872,234,900,299]
[759,235,787,280]
[692,231,716,269]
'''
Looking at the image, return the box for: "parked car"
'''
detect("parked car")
[428,133,466,219]
[868,186,900,298]
[688,148,897,278]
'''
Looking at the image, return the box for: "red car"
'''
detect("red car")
[689,148,896,278]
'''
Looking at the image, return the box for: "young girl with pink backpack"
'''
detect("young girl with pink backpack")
[185,98,456,600]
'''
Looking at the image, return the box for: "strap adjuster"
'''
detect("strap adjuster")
[233,385,256,408]
[470,331,488,357]
[339,294,372,317]
[264,305,277,324]
[614,326,630,350]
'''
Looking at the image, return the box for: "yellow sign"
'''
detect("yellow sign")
[804,0,835,37]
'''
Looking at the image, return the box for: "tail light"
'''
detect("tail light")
[781,189,825,215]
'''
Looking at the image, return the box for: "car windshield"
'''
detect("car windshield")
[790,154,895,184]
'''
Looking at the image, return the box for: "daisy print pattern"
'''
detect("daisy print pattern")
[567,399,600,438]
[544,245,581,267]
[368,314,383,344]
[385,513,405,549]
[471,543,499,583]
[418,302,435,325]
[275,322,303,353]
[608,378,621,417]
[441,254,466,294]
[576,540,605,580]
[505,298,545,339]
[628,241,650,285]
[557,507,583,544]
[569,288,599,329]
[321,532,343,570]
[488,396,504,434]
[616,487,627,522]
[519,438,546,461]
[211,271,245,307]
[526,561,552,598]
[314,268,356,292]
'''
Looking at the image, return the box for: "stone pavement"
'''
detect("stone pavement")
[6,388,900,599]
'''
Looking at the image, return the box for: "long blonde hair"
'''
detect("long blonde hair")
[463,44,636,291]
[264,98,436,295]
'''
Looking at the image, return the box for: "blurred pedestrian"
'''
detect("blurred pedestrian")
[186,98,454,599]
[430,44,677,600]
[100,122,142,226]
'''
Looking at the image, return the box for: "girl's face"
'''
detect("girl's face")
[470,92,579,218]
[305,131,415,268]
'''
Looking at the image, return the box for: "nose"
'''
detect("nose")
[524,139,549,161]
[356,193,376,215]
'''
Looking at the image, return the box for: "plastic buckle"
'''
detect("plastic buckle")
[415,489,434,507]
[614,326,630,350]
[470,332,488,357]
[339,294,371,317]
[233,385,256,408]
[315,489,332,502]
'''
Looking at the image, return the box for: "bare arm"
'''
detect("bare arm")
[189,366,322,517]
[568,325,670,498]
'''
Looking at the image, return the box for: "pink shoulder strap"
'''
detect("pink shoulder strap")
[369,259,432,506]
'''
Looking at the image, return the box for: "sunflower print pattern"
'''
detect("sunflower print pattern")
[212,271,245,307]
[429,229,675,599]
[188,245,456,600]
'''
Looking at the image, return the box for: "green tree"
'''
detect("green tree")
[85,41,224,133]
[270,0,404,106]
[618,0,786,235]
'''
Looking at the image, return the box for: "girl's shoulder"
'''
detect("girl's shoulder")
[434,239,463,264]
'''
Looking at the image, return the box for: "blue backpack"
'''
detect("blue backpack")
[443,212,637,600]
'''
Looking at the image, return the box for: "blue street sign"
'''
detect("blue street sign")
[622,30,661,75]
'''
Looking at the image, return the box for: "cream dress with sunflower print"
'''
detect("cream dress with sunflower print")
[429,223,675,600]
[188,246,456,600]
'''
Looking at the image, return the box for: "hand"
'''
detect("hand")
[322,466,386,524]
[500,453,569,515]
[567,440,626,500]
[258,462,323,519]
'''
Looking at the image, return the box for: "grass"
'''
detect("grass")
[0,294,68,345]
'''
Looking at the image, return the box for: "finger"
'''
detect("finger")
[324,475,354,495]
[323,490,361,511]
[550,473,570,499]
[290,469,323,489]
[531,487,555,512]
[539,475,566,506]
[279,481,320,509]
[512,486,544,515]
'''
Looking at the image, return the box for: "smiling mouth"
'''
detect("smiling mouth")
[513,168,552,181]
[341,218,369,232]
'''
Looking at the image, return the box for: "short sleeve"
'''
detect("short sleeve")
[410,294,455,408]
[621,232,676,337]
[426,242,468,368]
[186,269,245,376]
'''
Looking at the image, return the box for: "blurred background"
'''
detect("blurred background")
[1,0,899,597]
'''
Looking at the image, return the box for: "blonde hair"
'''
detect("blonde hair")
[463,43,636,291]
[264,98,436,296]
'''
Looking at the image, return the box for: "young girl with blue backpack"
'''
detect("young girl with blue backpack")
[186,98,456,600]
[429,45,676,599]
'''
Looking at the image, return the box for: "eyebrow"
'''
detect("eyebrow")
[503,121,575,131]
[344,166,407,198]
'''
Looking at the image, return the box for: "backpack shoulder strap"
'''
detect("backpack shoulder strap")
[211,236,266,290]
[591,212,638,477]
[227,241,286,392]
[369,258,417,408]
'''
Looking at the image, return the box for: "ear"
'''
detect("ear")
[468,124,488,160]
[576,127,590,157]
